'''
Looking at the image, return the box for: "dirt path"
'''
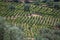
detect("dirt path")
[28,14,43,18]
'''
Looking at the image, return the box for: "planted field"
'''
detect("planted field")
[0,2,60,39]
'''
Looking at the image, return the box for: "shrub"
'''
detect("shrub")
[34,1,40,6]
[53,23,60,30]
[54,5,60,10]
[9,5,15,11]
[24,4,30,12]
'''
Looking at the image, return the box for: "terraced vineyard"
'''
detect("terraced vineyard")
[0,2,60,38]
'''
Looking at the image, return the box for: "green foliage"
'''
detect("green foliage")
[24,4,30,12]
[0,0,3,2]
[0,16,5,40]
[0,16,5,24]
[0,2,60,40]
[4,25,26,40]
[54,5,60,10]
[13,0,18,2]
[34,1,40,5]
[0,16,26,40]
[25,0,30,3]
[9,5,15,11]
[36,28,60,40]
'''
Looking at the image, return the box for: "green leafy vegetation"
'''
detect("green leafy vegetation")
[36,28,60,40]
[0,1,60,40]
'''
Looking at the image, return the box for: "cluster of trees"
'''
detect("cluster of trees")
[36,28,60,40]
[0,16,60,40]
[0,16,26,40]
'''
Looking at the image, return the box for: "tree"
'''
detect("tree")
[4,23,26,40]
[35,27,60,40]
[0,16,26,40]
[0,16,5,40]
